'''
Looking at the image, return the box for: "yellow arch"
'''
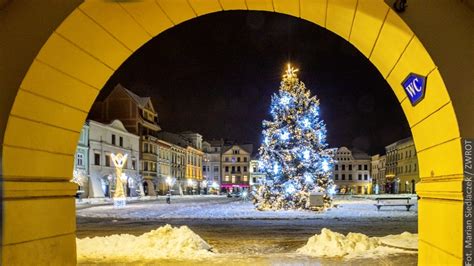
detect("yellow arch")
[2,1,463,265]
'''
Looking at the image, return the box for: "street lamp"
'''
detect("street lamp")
[187,179,194,195]
[165,176,175,204]
[201,180,208,195]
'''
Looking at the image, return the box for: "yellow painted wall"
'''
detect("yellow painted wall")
[0,0,471,265]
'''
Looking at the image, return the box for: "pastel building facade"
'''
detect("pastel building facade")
[73,124,89,197]
[202,141,222,193]
[89,84,161,195]
[332,147,372,194]
[88,120,140,198]
[221,144,253,192]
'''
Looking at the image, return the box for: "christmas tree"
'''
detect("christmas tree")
[253,64,335,211]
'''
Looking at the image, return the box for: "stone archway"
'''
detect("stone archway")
[1,1,467,265]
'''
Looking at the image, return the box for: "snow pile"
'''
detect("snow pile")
[77,224,214,262]
[297,228,417,259]
[379,231,418,250]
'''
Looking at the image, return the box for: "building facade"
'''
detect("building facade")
[157,131,204,195]
[332,147,372,194]
[170,144,186,194]
[88,120,140,198]
[383,137,419,194]
[185,146,203,194]
[370,154,386,194]
[73,124,89,197]
[202,141,222,194]
[394,138,419,193]
[249,159,266,190]
[156,139,172,195]
[221,144,253,192]
[89,84,161,195]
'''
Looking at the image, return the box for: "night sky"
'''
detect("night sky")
[100,11,410,155]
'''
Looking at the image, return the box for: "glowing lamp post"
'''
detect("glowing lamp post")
[201,180,208,195]
[111,153,128,207]
[165,176,176,204]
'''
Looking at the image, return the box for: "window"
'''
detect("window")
[231,176,236,183]
[225,166,229,172]
[77,153,84,166]
[348,174,352,180]
[349,165,352,170]
[358,165,362,170]
[225,157,229,162]
[132,159,136,170]
[144,143,148,153]
[414,163,417,171]
[214,166,219,172]
[341,174,345,180]
[358,174,362,180]
[233,150,240,154]
[105,154,110,167]
[231,166,235,172]
[335,174,339,180]
[144,163,149,171]
[364,174,368,180]
[364,165,368,170]
[243,166,247,172]
[94,153,100,165]
[203,166,206,172]
[237,166,241,172]
[335,165,338,170]
[244,157,247,162]
[237,157,241,162]
[243,176,248,182]
[342,165,345,170]
[119,137,123,147]
[111,134,116,145]
[225,176,230,182]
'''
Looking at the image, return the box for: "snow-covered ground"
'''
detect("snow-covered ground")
[76,195,417,220]
[76,196,418,265]
[77,225,416,264]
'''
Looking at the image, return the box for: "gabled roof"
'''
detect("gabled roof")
[156,131,192,148]
[115,84,156,113]
[222,144,253,154]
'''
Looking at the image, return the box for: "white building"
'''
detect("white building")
[331,147,372,194]
[202,141,222,194]
[88,120,141,198]
[249,159,266,190]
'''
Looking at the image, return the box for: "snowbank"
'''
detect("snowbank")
[77,224,214,262]
[297,228,417,259]
[379,231,418,250]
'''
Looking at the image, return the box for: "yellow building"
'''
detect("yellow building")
[384,137,419,194]
[185,146,204,182]
[394,138,419,194]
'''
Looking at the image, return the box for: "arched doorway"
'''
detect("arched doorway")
[1,1,469,265]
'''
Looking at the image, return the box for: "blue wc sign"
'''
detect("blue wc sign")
[402,73,427,106]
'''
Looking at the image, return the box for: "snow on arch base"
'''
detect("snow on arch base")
[77,224,214,263]
[297,228,417,259]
